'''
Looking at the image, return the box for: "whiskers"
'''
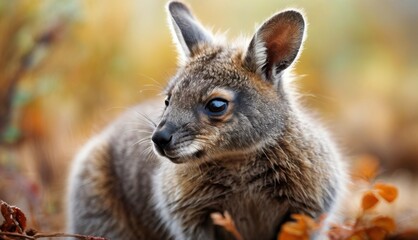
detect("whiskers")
[124,110,158,161]
[171,130,212,158]
[129,135,152,148]
[134,111,157,128]
[137,74,165,95]
[128,132,157,164]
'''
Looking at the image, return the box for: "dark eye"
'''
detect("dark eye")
[205,98,228,116]
[164,97,170,107]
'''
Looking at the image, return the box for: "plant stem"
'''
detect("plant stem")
[0,231,107,239]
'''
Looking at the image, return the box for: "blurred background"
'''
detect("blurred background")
[0,0,417,233]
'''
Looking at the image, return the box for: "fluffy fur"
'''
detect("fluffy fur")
[67,2,346,240]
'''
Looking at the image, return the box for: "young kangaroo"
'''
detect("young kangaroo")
[67,1,346,239]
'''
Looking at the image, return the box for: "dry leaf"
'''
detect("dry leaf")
[211,211,242,240]
[291,214,318,230]
[348,230,367,240]
[281,222,306,236]
[1,200,109,240]
[0,200,27,234]
[374,183,398,203]
[278,223,308,240]
[11,206,27,232]
[366,226,387,240]
[1,200,16,233]
[277,214,317,240]
[278,230,308,240]
[362,190,379,211]
[372,216,396,233]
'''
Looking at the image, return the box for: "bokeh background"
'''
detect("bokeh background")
[1,0,417,233]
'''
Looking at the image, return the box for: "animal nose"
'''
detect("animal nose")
[152,125,174,149]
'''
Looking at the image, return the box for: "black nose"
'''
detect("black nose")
[152,125,173,150]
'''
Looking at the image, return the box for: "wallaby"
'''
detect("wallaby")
[67,1,346,240]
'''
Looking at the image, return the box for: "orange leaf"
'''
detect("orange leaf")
[291,214,318,230]
[371,216,396,233]
[278,231,308,240]
[277,214,318,240]
[366,226,387,240]
[361,190,379,210]
[211,211,242,240]
[348,230,367,240]
[374,183,398,203]
[278,223,308,240]
[282,222,306,236]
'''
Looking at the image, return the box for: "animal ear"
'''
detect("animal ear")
[167,1,213,62]
[244,10,305,82]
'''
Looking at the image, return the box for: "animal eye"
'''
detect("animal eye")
[164,97,170,107]
[205,98,228,116]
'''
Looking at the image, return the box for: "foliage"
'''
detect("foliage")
[0,200,106,240]
[211,211,243,240]
[278,214,319,240]
[0,0,418,239]
[212,157,418,240]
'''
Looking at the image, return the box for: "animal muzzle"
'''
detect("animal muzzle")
[151,122,176,157]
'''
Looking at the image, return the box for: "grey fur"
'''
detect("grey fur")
[67,2,346,240]
[168,1,213,60]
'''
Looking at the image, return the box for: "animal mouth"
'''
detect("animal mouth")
[152,143,166,157]
[166,156,182,163]
[152,143,183,163]
[168,149,206,164]
[152,142,205,164]
[163,150,181,162]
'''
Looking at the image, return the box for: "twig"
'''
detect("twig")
[0,20,66,139]
[35,232,107,239]
[0,232,34,240]
[0,231,107,240]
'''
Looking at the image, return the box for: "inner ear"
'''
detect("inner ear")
[244,10,305,81]
[262,17,303,75]
[167,1,213,61]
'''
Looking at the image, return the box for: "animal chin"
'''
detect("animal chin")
[153,141,205,163]
[165,147,205,164]
[150,144,183,163]
[152,143,166,157]
[163,150,180,160]
[166,156,182,163]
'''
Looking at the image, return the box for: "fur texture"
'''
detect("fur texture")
[67,2,346,240]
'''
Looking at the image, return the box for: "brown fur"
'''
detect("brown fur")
[67,2,346,240]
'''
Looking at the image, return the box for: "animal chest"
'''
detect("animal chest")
[162,160,292,239]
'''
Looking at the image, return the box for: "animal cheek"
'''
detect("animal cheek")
[196,127,218,143]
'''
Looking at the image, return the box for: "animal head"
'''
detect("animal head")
[151,1,305,164]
